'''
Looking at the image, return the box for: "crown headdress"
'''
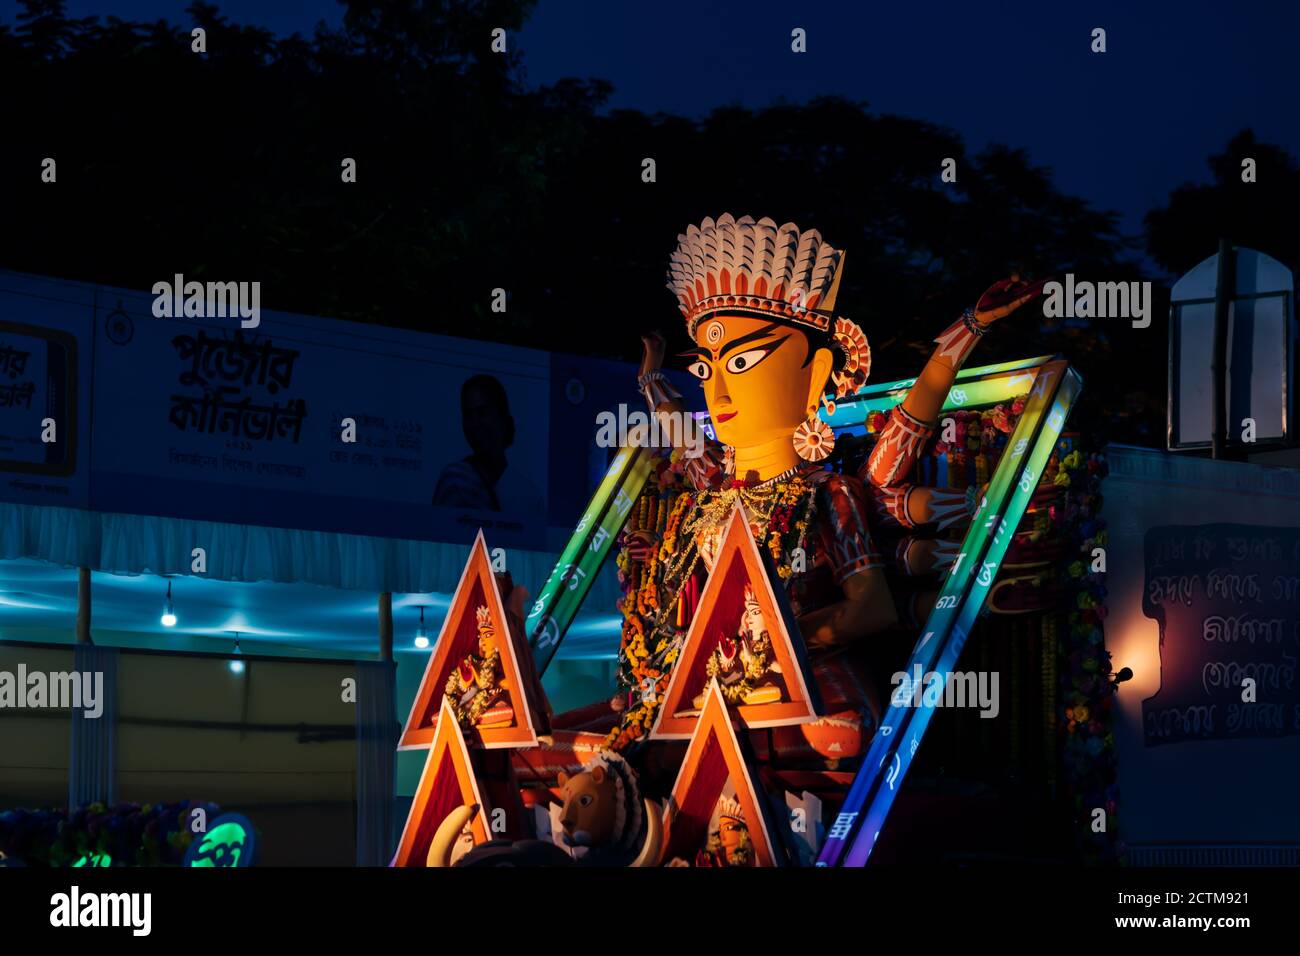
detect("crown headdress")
[716,795,746,825]
[667,214,871,402]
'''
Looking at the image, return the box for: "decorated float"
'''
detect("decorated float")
[394,214,1110,867]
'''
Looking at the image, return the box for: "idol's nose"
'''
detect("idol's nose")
[708,375,732,407]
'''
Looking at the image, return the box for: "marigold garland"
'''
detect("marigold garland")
[606,456,818,750]
[704,630,777,704]
[1052,440,1119,863]
[443,646,502,728]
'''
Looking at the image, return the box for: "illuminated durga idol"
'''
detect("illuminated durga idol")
[395,213,1083,867]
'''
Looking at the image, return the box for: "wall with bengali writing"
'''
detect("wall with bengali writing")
[546,350,700,538]
[0,272,656,554]
[1106,445,1300,848]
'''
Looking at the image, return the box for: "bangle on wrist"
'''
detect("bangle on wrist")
[961,307,987,336]
[638,369,681,411]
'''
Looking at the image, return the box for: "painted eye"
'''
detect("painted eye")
[687,360,712,381]
[725,347,774,374]
[579,794,594,807]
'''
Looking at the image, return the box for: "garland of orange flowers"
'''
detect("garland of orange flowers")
[704,629,776,703]
[607,454,818,751]
[443,648,502,729]
[919,397,1026,488]
[608,482,690,750]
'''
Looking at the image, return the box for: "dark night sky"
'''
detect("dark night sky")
[13,0,1300,257]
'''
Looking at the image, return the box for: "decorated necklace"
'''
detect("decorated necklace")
[686,464,804,542]
[654,464,813,634]
[607,455,822,751]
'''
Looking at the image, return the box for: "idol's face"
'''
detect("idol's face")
[683,314,832,450]
[718,817,749,860]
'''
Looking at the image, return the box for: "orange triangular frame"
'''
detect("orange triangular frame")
[392,697,492,867]
[661,680,785,867]
[651,505,821,739]
[399,529,548,750]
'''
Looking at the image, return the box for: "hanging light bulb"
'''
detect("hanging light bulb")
[414,606,430,649]
[229,633,245,674]
[160,580,177,627]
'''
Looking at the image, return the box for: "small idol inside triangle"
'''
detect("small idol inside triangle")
[393,697,493,867]
[651,506,821,739]
[661,680,785,867]
[400,529,549,750]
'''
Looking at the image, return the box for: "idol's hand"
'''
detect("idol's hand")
[973,274,1051,325]
[639,331,667,376]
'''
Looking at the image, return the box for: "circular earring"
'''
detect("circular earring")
[792,409,835,462]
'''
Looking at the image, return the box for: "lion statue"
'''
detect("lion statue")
[426,751,662,867]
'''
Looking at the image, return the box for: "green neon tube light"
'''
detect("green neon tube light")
[818,359,1082,866]
[528,443,656,675]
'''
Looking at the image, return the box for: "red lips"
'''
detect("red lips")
[716,411,738,423]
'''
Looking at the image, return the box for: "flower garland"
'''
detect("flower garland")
[606,450,819,751]
[443,606,504,728]
[608,454,688,751]
[704,629,776,704]
[444,647,502,728]
[869,396,1028,488]
[1054,444,1121,864]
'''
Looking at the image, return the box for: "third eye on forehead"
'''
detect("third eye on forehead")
[718,323,784,357]
[686,323,786,360]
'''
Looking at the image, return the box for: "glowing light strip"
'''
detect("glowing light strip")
[527,443,655,675]
[816,360,1081,867]
[823,356,1051,426]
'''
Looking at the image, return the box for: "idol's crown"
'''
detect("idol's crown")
[666,213,845,337]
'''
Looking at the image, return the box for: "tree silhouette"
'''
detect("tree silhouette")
[1146,129,1300,278]
[2,0,1172,443]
